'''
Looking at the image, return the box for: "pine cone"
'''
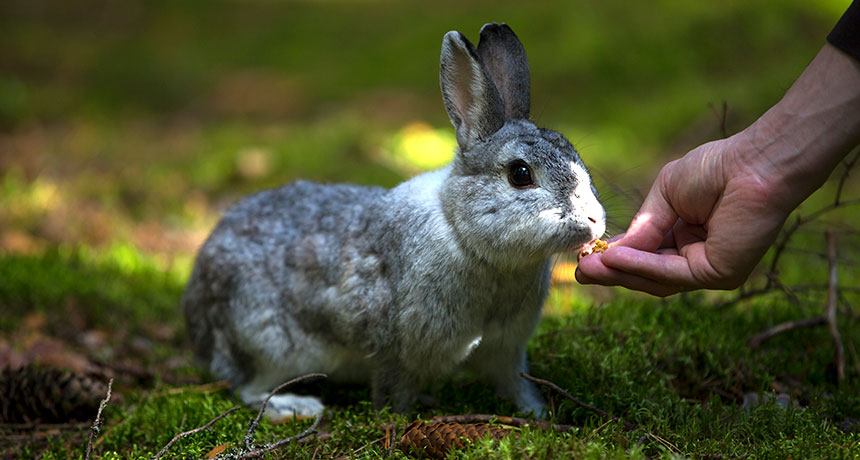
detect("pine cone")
[0,365,108,423]
[398,420,509,458]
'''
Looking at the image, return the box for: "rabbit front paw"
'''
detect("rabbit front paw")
[515,390,547,418]
[267,394,325,418]
[242,392,325,421]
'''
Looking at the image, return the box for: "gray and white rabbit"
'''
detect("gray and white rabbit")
[182,23,605,418]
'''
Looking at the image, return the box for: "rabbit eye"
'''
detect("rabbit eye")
[508,161,534,188]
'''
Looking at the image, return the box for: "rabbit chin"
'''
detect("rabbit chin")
[465,226,593,269]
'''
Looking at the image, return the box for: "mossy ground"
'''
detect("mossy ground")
[2,1,859,458]
[2,243,859,459]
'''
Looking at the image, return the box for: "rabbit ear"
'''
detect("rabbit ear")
[477,23,530,120]
[440,31,505,149]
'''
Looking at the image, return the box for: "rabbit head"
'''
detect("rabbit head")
[439,23,606,267]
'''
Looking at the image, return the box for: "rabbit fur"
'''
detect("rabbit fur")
[182,23,606,418]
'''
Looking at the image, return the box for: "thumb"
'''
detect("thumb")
[618,173,679,252]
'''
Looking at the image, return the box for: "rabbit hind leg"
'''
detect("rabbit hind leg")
[209,332,326,419]
[236,373,325,419]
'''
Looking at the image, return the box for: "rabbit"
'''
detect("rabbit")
[182,22,606,419]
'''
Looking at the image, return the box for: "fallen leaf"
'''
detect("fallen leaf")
[267,413,316,425]
[206,443,229,459]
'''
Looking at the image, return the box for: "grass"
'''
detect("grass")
[1,0,859,458]
[1,243,859,459]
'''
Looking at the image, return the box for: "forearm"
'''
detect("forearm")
[741,43,860,210]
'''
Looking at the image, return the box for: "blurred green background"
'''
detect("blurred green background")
[0,0,852,275]
[2,3,860,457]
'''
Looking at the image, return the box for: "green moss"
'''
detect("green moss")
[0,242,856,459]
[0,244,186,336]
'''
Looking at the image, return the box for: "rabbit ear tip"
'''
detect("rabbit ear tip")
[479,23,510,34]
[443,30,465,43]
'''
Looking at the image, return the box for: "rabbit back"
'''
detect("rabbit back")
[182,180,390,385]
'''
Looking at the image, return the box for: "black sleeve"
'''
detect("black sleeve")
[828,1,860,62]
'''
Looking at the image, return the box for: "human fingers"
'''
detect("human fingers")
[599,245,700,286]
[575,252,684,297]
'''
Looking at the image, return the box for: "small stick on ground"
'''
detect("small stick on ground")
[387,425,396,459]
[847,340,860,378]
[244,373,327,450]
[84,378,112,460]
[748,316,827,348]
[825,231,845,383]
[240,412,324,459]
[584,418,614,442]
[647,431,681,455]
[520,373,636,430]
[152,406,241,460]
[430,414,576,432]
[154,374,328,459]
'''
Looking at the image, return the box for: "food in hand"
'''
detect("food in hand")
[578,239,609,260]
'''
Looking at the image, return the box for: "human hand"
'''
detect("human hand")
[576,44,860,297]
[575,134,793,296]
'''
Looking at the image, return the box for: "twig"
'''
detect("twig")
[647,431,681,455]
[766,198,860,290]
[153,374,328,459]
[719,283,860,310]
[714,287,773,310]
[834,149,860,206]
[708,100,728,138]
[240,412,323,459]
[244,373,327,450]
[520,372,636,430]
[386,424,396,459]
[84,378,112,460]
[696,454,748,459]
[430,414,577,432]
[152,406,241,460]
[847,340,860,378]
[584,418,614,442]
[149,380,231,400]
[748,316,827,348]
[825,232,845,383]
[784,284,860,295]
[715,272,802,310]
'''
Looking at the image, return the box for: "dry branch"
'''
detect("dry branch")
[152,406,241,460]
[825,232,845,383]
[240,412,323,459]
[430,414,576,432]
[847,340,860,378]
[748,316,827,348]
[154,373,328,460]
[520,372,636,430]
[748,232,848,385]
[834,149,860,206]
[766,199,860,290]
[708,100,729,138]
[84,378,112,460]
[244,372,326,450]
[386,424,396,458]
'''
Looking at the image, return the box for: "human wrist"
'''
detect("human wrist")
[735,44,860,210]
